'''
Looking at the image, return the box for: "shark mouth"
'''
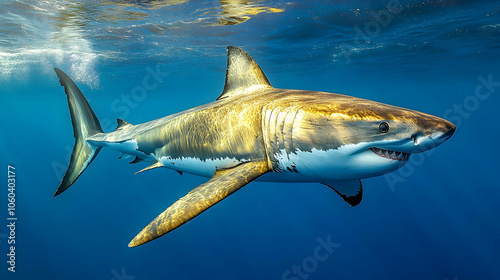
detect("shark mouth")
[370,147,411,161]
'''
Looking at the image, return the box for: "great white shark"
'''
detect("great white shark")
[53,46,455,247]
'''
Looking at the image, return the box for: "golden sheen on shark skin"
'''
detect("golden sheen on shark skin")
[53,46,456,247]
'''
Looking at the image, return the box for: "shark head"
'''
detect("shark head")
[263,91,456,181]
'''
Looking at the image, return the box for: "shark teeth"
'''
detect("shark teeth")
[370,147,410,161]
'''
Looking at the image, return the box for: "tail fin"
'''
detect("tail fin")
[54,68,103,196]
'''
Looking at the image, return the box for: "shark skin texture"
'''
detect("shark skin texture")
[53,46,456,247]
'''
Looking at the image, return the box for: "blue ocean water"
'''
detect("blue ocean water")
[1,0,500,279]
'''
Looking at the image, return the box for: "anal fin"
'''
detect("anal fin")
[118,153,132,160]
[129,156,145,164]
[128,161,269,247]
[135,161,164,174]
[322,180,363,207]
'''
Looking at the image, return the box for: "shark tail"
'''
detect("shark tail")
[53,68,104,196]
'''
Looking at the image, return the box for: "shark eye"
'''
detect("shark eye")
[379,122,390,133]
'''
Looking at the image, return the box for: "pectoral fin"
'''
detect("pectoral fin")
[322,180,363,207]
[128,161,269,247]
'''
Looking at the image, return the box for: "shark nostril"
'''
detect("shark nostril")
[411,132,426,145]
[411,134,419,145]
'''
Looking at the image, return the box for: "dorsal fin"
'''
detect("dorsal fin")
[116,119,132,130]
[216,46,272,100]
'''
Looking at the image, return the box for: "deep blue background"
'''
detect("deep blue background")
[1,1,499,279]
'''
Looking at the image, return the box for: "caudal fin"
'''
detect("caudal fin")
[54,68,103,196]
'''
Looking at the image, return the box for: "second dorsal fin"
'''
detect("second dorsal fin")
[116,119,132,130]
[216,46,272,101]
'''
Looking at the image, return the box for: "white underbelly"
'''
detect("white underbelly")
[158,156,249,178]
[96,139,154,160]
[95,139,253,177]
[260,146,407,182]
[97,139,404,183]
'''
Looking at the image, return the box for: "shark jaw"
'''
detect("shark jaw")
[370,147,411,161]
[368,128,455,163]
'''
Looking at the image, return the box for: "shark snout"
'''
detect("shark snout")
[439,123,456,140]
[411,119,456,153]
[431,118,456,144]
